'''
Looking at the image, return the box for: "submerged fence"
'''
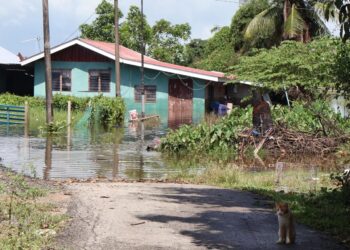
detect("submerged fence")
[0,102,28,125]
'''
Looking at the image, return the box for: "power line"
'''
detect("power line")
[62,12,96,43]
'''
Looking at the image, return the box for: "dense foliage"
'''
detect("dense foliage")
[148,19,191,65]
[0,93,126,127]
[333,41,350,101]
[161,107,252,155]
[0,93,89,111]
[230,0,271,51]
[160,100,350,156]
[244,0,329,46]
[80,0,122,42]
[119,5,152,52]
[192,27,239,72]
[231,38,339,98]
[90,95,125,126]
[80,1,191,65]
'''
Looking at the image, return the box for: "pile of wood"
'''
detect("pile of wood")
[238,125,350,156]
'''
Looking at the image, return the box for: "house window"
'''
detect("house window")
[134,85,157,103]
[89,70,111,92]
[52,69,71,92]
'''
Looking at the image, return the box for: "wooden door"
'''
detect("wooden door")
[168,79,193,129]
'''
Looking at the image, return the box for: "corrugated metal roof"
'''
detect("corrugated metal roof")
[0,47,19,64]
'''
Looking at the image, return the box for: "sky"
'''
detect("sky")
[0,0,239,57]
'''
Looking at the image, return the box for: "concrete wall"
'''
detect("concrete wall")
[34,60,206,125]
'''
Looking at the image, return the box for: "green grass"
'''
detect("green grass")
[0,172,67,249]
[29,106,84,133]
[168,165,350,246]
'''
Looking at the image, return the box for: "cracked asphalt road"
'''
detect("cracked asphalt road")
[56,183,346,250]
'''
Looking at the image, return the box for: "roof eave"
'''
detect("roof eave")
[20,38,225,82]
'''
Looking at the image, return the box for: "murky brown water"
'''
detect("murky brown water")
[0,123,348,185]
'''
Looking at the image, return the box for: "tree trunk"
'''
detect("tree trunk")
[283,0,291,39]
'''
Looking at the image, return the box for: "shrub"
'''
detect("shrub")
[53,94,89,111]
[90,95,125,126]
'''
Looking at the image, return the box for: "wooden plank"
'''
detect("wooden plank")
[0,118,25,122]
[0,113,25,118]
[0,104,25,110]
[138,115,159,121]
[0,104,25,124]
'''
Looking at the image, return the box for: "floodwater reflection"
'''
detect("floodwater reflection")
[0,122,348,187]
[0,122,168,180]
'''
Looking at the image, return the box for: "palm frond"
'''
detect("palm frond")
[313,2,338,22]
[244,6,281,42]
[284,4,305,38]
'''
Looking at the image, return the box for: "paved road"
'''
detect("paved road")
[57,183,346,250]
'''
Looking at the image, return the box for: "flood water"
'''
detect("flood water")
[0,122,177,180]
[0,122,348,190]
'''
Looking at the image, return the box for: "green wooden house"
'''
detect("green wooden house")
[21,38,231,126]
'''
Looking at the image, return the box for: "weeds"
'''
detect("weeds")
[0,171,66,249]
[160,100,350,158]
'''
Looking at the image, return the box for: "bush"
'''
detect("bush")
[0,93,44,107]
[161,106,252,155]
[90,95,125,126]
[161,100,350,156]
[0,93,89,111]
[52,94,89,111]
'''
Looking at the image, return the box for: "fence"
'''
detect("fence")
[0,102,28,125]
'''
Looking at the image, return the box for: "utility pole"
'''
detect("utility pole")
[42,0,53,123]
[140,0,145,118]
[114,0,121,96]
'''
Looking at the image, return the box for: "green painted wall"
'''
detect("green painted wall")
[34,60,206,125]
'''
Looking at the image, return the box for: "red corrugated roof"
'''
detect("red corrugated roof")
[79,38,227,79]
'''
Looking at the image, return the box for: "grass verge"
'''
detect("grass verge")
[0,170,67,249]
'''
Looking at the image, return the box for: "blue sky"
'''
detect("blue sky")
[0,0,239,57]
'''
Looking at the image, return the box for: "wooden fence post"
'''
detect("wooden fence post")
[67,101,71,126]
[24,101,29,137]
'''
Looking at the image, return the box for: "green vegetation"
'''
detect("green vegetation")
[244,0,328,46]
[161,100,350,157]
[0,171,66,249]
[230,0,270,51]
[90,95,125,127]
[161,106,252,158]
[0,93,126,130]
[80,0,123,43]
[231,38,338,97]
[0,93,89,111]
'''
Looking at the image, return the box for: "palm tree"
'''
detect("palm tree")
[244,0,329,46]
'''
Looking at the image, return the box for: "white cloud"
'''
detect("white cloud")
[0,0,38,27]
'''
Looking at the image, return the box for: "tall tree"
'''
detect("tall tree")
[183,39,207,66]
[231,38,337,99]
[244,0,329,47]
[148,19,191,65]
[80,0,123,42]
[119,5,152,52]
[230,0,270,51]
[191,27,238,72]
